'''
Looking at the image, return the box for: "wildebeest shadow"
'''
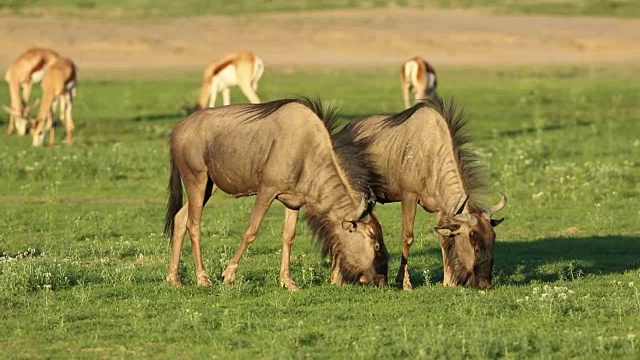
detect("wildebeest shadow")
[498,119,592,137]
[407,235,640,288]
[132,113,181,122]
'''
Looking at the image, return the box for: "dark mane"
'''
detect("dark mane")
[331,128,382,207]
[441,235,471,284]
[239,97,381,259]
[386,96,487,209]
[237,97,340,134]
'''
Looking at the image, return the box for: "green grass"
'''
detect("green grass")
[1,65,640,358]
[2,0,640,18]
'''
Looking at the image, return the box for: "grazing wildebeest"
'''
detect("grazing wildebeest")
[337,96,506,290]
[401,56,437,109]
[164,97,389,290]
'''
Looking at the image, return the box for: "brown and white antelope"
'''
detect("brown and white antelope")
[189,52,264,111]
[337,96,506,290]
[29,57,78,147]
[401,56,437,109]
[4,47,60,135]
[164,97,389,290]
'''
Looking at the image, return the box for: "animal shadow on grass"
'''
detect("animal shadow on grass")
[403,235,640,288]
[499,120,592,138]
[132,113,181,122]
[495,235,640,285]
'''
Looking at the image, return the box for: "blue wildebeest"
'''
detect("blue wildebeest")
[337,96,506,290]
[164,97,389,290]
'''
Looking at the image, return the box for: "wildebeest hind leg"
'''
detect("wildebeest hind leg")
[184,174,215,286]
[223,190,275,285]
[396,194,417,290]
[167,202,188,286]
[166,179,215,286]
[280,208,300,291]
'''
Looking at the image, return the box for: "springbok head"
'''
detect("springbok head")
[3,99,39,136]
[333,196,389,286]
[434,192,507,289]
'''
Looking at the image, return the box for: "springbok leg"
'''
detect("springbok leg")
[396,194,418,290]
[222,191,275,285]
[402,83,411,109]
[47,112,55,146]
[21,82,33,105]
[236,62,261,104]
[64,92,75,144]
[208,81,219,108]
[238,82,260,104]
[7,83,21,135]
[279,208,299,291]
[221,88,231,106]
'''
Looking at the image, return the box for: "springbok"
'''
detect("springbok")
[4,47,60,135]
[401,56,437,109]
[164,97,389,290]
[337,96,506,290]
[29,57,78,147]
[186,52,264,112]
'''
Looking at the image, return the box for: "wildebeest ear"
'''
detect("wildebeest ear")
[342,220,357,232]
[434,224,461,237]
[490,218,504,227]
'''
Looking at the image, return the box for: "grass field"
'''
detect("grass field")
[1,65,639,358]
[2,0,640,18]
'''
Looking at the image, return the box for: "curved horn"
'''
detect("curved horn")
[24,99,39,114]
[450,194,469,215]
[454,213,478,226]
[3,105,16,115]
[487,192,507,217]
[346,196,368,222]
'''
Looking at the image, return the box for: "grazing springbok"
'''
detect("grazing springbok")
[183,52,264,113]
[401,56,437,109]
[28,57,78,147]
[4,47,60,135]
[337,96,506,290]
[164,97,389,290]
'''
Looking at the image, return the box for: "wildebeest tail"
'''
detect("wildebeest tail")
[163,156,183,238]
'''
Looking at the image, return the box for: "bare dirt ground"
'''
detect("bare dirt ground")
[1,8,639,72]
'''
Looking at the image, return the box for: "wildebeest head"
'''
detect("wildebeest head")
[333,197,389,287]
[434,192,506,289]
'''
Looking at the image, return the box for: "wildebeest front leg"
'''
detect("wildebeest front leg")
[222,191,275,285]
[396,194,418,290]
[280,208,300,291]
